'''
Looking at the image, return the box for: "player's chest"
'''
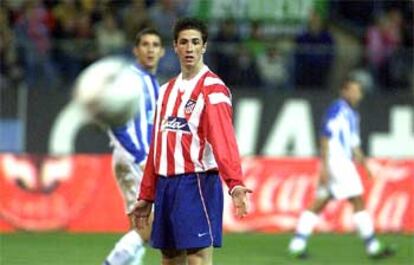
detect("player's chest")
[159,85,205,134]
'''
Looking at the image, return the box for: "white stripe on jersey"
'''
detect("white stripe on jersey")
[189,94,205,172]
[208,92,232,106]
[140,75,157,151]
[204,76,225,86]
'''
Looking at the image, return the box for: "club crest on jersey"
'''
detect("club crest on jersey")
[184,99,196,114]
[162,116,190,133]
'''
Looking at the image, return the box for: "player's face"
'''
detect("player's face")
[344,81,363,107]
[134,34,164,73]
[174,29,206,70]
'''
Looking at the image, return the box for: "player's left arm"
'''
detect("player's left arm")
[204,84,252,217]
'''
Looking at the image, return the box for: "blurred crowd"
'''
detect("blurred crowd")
[0,0,412,93]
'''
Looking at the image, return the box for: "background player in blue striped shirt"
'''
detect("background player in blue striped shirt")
[288,78,394,259]
[103,28,165,265]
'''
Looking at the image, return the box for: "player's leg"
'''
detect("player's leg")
[349,196,394,259]
[160,249,186,265]
[288,196,330,257]
[103,162,147,265]
[187,247,213,265]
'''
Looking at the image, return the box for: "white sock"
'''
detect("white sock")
[353,210,380,254]
[289,211,319,252]
[103,230,145,265]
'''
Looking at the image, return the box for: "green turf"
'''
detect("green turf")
[0,232,413,265]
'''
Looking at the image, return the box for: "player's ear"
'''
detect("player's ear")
[132,46,138,57]
[173,41,178,54]
[160,47,166,58]
[202,42,207,54]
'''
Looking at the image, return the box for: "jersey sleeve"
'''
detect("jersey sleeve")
[320,102,340,138]
[351,111,361,148]
[204,84,245,192]
[110,116,147,164]
[110,69,148,164]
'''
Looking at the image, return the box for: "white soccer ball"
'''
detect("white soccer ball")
[73,56,141,127]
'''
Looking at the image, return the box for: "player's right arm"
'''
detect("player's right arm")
[133,124,157,230]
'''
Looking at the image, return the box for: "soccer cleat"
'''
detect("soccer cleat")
[368,244,396,259]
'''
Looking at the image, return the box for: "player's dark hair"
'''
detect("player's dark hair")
[135,28,163,46]
[173,17,208,44]
[340,77,362,91]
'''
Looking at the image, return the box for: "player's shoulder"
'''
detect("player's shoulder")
[203,70,230,95]
[325,99,347,119]
[158,76,179,96]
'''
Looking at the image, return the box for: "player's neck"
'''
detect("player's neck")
[137,61,157,75]
[144,66,157,75]
[182,61,204,80]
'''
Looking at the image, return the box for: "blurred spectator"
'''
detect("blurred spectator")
[79,0,98,13]
[52,6,80,83]
[121,0,152,42]
[14,0,59,89]
[256,45,289,92]
[384,7,412,90]
[52,0,79,38]
[148,0,178,39]
[94,12,127,57]
[74,12,97,69]
[0,7,23,90]
[294,11,335,90]
[211,19,241,85]
[232,45,261,88]
[245,21,266,57]
[329,0,377,33]
[365,9,403,90]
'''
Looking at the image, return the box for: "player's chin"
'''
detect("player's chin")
[183,61,195,68]
[143,60,156,68]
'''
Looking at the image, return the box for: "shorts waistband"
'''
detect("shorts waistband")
[158,170,219,179]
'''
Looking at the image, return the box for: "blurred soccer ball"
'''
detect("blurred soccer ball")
[73,56,141,127]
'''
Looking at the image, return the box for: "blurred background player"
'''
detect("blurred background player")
[288,78,395,259]
[103,28,165,265]
[133,17,252,265]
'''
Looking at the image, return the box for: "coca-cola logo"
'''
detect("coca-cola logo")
[0,154,101,230]
[223,158,414,233]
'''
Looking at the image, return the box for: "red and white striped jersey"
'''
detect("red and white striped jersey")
[139,65,244,201]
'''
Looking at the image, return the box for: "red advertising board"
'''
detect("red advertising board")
[0,154,413,233]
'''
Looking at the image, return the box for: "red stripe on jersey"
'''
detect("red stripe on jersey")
[196,110,206,168]
[181,72,210,173]
[155,79,176,175]
[166,89,184,176]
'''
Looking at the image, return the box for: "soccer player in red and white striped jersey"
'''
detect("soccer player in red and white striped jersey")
[133,17,252,265]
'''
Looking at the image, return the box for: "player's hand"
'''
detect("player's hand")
[132,200,153,230]
[365,165,374,180]
[319,166,329,186]
[231,186,252,218]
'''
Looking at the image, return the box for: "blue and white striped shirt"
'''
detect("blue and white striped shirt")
[320,99,360,160]
[109,63,159,164]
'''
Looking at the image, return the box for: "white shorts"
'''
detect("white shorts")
[327,157,364,200]
[112,145,143,214]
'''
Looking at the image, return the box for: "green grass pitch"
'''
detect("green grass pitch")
[1,232,413,265]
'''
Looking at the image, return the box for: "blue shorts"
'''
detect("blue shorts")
[150,171,223,250]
